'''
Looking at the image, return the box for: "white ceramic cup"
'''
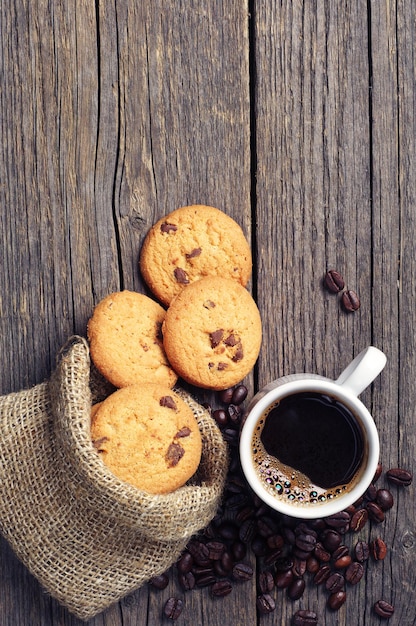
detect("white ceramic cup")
[239,347,387,519]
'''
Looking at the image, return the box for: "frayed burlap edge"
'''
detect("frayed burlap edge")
[0,336,228,620]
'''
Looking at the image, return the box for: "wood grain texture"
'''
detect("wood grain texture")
[0,0,415,624]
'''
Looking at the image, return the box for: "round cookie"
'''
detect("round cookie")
[162,277,262,390]
[90,384,202,494]
[87,290,177,389]
[139,205,252,306]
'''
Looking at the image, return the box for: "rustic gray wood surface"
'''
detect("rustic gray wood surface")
[1,1,415,624]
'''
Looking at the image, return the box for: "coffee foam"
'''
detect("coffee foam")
[251,409,364,507]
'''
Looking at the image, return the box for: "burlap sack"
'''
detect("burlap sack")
[0,336,228,621]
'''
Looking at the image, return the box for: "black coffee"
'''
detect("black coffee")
[252,392,365,505]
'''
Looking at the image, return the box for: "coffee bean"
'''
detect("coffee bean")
[195,573,216,587]
[231,384,248,405]
[313,564,331,585]
[327,590,347,610]
[287,577,305,600]
[217,521,239,541]
[178,571,196,591]
[325,571,345,593]
[239,519,256,544]
[177,551,193,574]
[213,409,228,428]
[345,561,364,585]
[275,569,294,589]
[366,501,385,523]
[354,540,370,563]
[314,542,331,562]
[386,467,413,487]
[187,540,210,565]
[256,593,276,614]
[324,269,345,293]
[350,508,368,532]
[292,609,318,626]
[220,551,234,573]
[370,537,387,561]
[251,535,268,557]
[306,556,320,574]
[211,580,233,598]
[295,533,317,553]
[163,597,183,620]
[206,541,226,560]
[374,600,394,619]
[325,511,351,528]
[321,529,342,552]
[281,526,296,545]
[232,562,253,581]
[334,555,352,569]
[375,489,394,511]
[231,540,247,561]
[258,570,275,594]
[264,548,284,566]
[149,573,169,589]
[332,545,349,561]
[218,387,234,404]
[267,533,285,551]
[227,403,243,424]
[341,289,361,312]
[292,558,307,578]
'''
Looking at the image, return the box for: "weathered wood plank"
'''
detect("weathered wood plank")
[0,0,252,624]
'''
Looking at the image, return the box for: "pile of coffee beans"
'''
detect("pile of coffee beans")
[151,385,412,622]
[324,269,361,313]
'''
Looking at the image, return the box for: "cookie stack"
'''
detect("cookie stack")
[87,205,262,494]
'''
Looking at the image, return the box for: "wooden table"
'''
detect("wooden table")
[1,1,415,624]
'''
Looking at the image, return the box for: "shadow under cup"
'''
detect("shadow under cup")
[239,379,380,519]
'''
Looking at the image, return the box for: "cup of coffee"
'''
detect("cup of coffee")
[239,347,387,519]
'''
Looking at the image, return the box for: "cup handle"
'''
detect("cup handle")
[335,346,387,396]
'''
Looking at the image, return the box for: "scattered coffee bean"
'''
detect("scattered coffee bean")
[370,537,387,561]
[341,289,360,312]
[211,580,233,598]
[163,597,184,620]
[232,562,253,581]
[313,564,331,585]
[345,561,364,585]
[327,590,347,610]
[374,599,395,619]
[325,511,351,528]
[212,408,228,428]
[321,529,342,552]
[275,569,294,589]
[292,609,318,626]
[375,489,394,511]
[386,467,413,487]
[350,508,368,532]
[231,384,248,405]
[325,571,345,593]
[258,570,275,594]
[218,387,234,404]
[178,571,196,591]
[287,577,306,600]
[366,501,385,523]
[149,573,169,590]
[324,269,345,293]
[354,541,370,563]
[334,555,352,569]
[256,593,276,614]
